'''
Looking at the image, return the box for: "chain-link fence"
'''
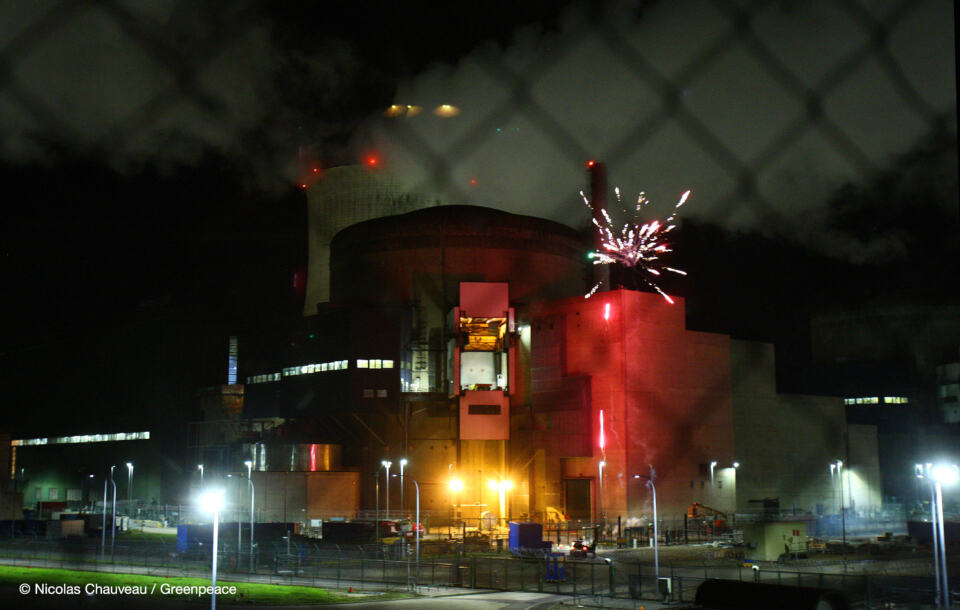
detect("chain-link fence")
[1,1,952,216]
[0,534,947,608]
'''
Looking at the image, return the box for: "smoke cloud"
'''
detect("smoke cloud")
[361,0,956,260]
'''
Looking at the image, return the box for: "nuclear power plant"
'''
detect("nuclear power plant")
[181,161,883,532]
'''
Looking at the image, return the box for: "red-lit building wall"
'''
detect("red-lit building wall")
[527,289,735,519]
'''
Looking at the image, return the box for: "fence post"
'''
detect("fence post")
[865,574,871,609]
[591,560,596,595]
[609,559,615,594]
[472,555,477,588]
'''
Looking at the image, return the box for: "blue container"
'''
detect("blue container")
[508,522,553,556]
[545,553,566,581]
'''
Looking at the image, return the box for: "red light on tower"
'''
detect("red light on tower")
[599,409,606,451]
[586,159,596,168]
[365,155,379,167]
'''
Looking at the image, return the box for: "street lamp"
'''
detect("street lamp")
[930,464,958,609]
[598,460,606,528]
[834,459,846,567]
[198,464,204,489]
[412,480,421,589]
[709,460,718,486]
[109,465,117,557]
[382,460,392,520]
[126,462,133,509]
[244,460,254,571]
[198,488,225,610]
[399,458,407,516]
[487,479,513,531]
[634,466,659,580]
[449,477,463,533]
[100,478,107,559]
[916,464,942,607]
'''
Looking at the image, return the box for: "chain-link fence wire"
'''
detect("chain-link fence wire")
[1,0,952,217]
[0,533,948,606]
[2,0,956,553]
[372,0,954,230]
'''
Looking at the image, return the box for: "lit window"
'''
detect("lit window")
[12,431,150,446]
[384,360,394,369]
[855,398,863,404]
[301,365,312,374]
[357,359,369,369]
[376,389,387,398]
[362,389,374,398]
[370,359,381,369]
[320,362,328,372]
[341,360,349,369]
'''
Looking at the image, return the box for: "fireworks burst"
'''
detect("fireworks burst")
[583,187,690,303]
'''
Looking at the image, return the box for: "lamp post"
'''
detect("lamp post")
[634,466,659,580]
[399,458,407,516]
[101,478,107,559]
[488,479,513,532]
[413,480,421,588]
[109,465,117,558]
[126,462,133,511]
[245,460,254,571]
[198,489,225,610]
[598,460,606,527]
[835,460,846,568]
[449,477,463,534]
[916,464,942,606]
[930,464,958,609]
[382,460,392,520]
[198,464,204,489]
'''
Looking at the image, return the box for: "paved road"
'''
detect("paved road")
[330,590,567,609]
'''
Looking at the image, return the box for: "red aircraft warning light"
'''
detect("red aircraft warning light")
[586,159,596,168]
[366,155,379,167]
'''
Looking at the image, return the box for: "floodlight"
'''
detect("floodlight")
[931,465,959,486]
[198,489,225,513]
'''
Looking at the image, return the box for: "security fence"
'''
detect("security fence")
[0,534,946,608]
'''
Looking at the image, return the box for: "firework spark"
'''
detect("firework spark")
[583,188,690,303]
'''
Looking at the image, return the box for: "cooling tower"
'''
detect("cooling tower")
[304,165,432,314]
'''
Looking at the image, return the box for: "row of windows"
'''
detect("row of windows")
[284,360,350,376]
[248,373,281,384]
[12,431,151,446]
[247,359,395,384]
[356,359,395,369]
[843,396,909,405]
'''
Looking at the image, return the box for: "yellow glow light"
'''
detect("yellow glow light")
[449,478,464,493]
[434,104,460,117]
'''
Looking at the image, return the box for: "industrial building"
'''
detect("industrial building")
[188,163,883,531]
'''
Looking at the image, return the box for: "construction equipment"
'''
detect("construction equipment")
[688,503,728,534]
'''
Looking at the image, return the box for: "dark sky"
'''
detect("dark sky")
[0,0,956,437]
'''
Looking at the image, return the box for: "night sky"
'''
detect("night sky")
[0,0,956,438]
